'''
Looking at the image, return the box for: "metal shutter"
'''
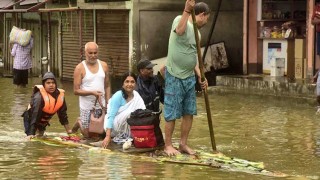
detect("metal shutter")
[61,11,80,80]
[21,20,42,76]
[81,10,94,59]
[96,10,129,77]
[61,10,94,80]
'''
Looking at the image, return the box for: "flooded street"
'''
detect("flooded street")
[0,77,320,179]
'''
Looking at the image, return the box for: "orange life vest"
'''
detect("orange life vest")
[34,85,65,115]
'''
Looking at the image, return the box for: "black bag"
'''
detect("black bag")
[127,109,164,148]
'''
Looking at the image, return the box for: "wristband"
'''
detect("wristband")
[184,9,191,14]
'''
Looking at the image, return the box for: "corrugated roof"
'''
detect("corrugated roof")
[0,0,14,9]
[0,0,48,13]
[0,0,27,10]
[20,0,45,6]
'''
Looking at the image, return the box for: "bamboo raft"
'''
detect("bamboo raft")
[31,136,288,177]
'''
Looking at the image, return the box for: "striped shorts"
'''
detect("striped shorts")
[79,108,102,128]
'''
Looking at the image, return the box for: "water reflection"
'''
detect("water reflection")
[76,151,128,179]
[0,77,320,179]
[32,146,81,179]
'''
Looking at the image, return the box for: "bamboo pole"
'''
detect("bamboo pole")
[191,9,217,151]
[162,160,221,168]
[32,137,111,152]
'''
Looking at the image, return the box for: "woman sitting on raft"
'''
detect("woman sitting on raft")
[102,72,146,148]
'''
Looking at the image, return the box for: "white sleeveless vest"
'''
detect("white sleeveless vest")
[79,60,106,110]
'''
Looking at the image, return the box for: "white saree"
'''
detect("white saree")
[107,90,146,143]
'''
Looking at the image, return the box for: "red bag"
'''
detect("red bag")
[130,125,157,148]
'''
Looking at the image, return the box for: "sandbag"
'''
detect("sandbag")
[9,26,32,46]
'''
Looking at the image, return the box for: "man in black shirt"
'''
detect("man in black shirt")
[136,59,164,146]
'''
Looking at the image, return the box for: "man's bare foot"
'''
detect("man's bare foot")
[164,145,180,156]
[179,144,196,155]
[72,120,80,133]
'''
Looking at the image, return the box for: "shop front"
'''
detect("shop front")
[245,0,314,79]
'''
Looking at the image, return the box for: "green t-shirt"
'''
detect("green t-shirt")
[166,15,200,79]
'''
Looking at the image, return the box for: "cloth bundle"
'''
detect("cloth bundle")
[9,26,32,46]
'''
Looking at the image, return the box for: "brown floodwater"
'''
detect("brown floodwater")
[0,77,319,179]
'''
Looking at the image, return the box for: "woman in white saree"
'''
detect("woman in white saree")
[102,72,145,148]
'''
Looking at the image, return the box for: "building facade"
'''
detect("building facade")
[0,0,244,81]
[245,0,317,79]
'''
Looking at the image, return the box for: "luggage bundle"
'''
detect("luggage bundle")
[127,109,164,148]
[9,26,32,46]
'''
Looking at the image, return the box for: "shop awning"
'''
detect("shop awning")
[0,0,48,13]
